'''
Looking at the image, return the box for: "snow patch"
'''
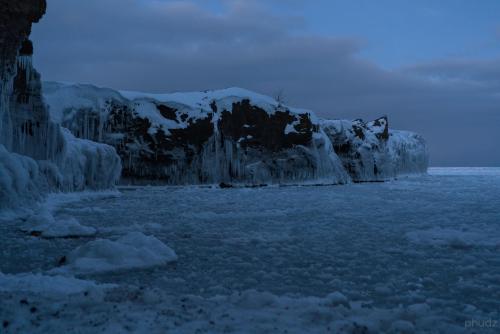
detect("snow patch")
[20,208,96,238]
[0,272,114,296]
[52,232,177,274]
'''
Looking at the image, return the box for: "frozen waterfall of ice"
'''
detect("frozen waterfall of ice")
[0,54,121,209]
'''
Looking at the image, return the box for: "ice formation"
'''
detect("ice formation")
[322,117,428,181]
[52,232,177,274]
[0,3,121,209]
[20,208,97,238]
[43,82,428,185]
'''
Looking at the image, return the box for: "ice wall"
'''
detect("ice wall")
[0,144,42,208]
[388,130,429,176]
[0,1,121,209]
[322,117,428,181]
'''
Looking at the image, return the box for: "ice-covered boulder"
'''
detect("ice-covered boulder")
[53,232,178,274]
[20,207,97,238]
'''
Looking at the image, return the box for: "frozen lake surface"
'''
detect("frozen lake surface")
[1,168,499,333]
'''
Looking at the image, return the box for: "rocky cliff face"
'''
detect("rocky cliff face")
[0,0,45,78]
[44,82,428,185]
[44,83,350,185]
[1,0,45,142]
[0,1,121,208]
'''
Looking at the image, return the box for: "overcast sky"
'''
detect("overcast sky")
[31,0,500,166]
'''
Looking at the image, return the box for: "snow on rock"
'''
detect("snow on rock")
[20,208,96,238]
[52,232,177,274]
[43,82,351,185]
[43,82,428,185]
[322,117,428,181]
[0,8,121,210]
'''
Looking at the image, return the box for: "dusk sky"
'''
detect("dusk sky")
[31,0,500,166]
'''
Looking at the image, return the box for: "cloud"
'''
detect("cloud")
[32,0,500,166]
[402,59,500,89]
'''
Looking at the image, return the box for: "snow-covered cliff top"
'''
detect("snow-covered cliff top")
[43,82,316,128]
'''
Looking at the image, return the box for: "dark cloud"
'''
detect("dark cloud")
[32,0,500,166]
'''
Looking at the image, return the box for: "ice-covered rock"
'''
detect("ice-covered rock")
[0,144,42,208]
[20,208,96,238]
[43,82,428,185]
[388,130,429,176]
[0,2,121,209]
[322,117,428,181]
[43,82,351,185]
[53,232,177,274]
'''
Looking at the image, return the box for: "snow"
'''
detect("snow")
[0,272,114,296]
[52,232,177,274]
[119,87,292,114]
[0,144,42,209]
[20,209,96,238]
[1,169,498,332]
[284,122,298,134]
[43,83,310,136]
[43,81,125,124]
[0,285,460,333]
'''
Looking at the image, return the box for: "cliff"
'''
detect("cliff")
[43,82,428,185]
[0,1,121,209]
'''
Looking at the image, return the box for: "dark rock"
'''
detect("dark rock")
[58,256,67,266]
[0,0,46,81]
[156,104,178,121]
[218,99,312,151]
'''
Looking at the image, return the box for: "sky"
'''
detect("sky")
[31,0,500,166]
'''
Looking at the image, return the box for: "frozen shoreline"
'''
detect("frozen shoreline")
[1,169,499,333]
